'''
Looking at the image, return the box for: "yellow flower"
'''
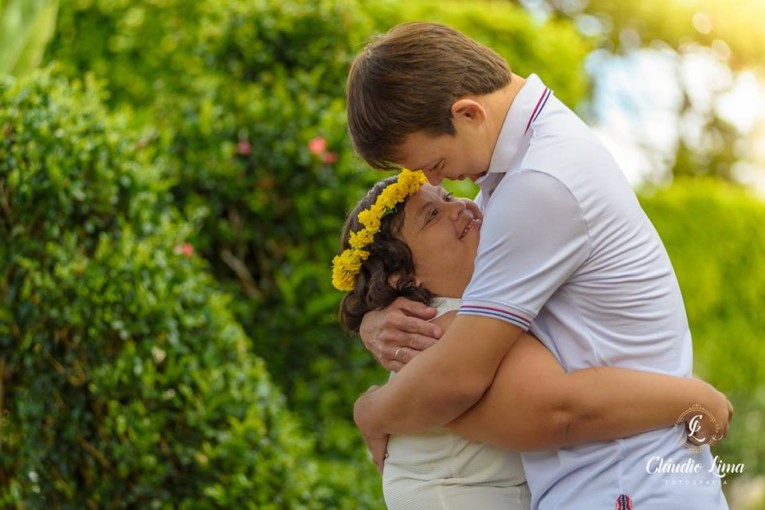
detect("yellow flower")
[332,265,355,291]
[332,249,371,291]
[330,169,426,291]
[349,229,374,249]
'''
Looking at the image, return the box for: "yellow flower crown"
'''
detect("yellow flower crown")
[332,169,427,291]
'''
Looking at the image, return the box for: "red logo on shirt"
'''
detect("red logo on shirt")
[616,494,633,510]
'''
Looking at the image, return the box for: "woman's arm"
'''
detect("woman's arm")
[446,332,731,451]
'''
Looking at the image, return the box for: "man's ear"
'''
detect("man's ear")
[451,98,487,123]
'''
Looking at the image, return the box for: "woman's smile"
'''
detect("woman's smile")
[459,218,482,239]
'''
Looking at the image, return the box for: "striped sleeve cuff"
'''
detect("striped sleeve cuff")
[458,302,532,331]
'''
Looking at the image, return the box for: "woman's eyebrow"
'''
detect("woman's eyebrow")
[416,200,432,221]
[415,199,435,231]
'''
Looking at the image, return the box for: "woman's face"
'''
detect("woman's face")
[399,184,482,297]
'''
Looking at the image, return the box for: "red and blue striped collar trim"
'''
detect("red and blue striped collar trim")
[525,87,552,134]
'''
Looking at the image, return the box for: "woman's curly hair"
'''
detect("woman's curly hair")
[338,176,434,332]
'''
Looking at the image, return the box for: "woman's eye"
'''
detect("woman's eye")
[444,193,454,202]
[427,208,439,221]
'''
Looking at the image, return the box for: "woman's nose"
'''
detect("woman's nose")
[447,199,466,220]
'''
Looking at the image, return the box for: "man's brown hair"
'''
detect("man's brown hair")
[346,22,512,170]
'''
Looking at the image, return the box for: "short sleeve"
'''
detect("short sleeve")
[459,170,591,330]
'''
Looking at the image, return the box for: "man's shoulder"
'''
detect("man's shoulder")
[489,167,581,209]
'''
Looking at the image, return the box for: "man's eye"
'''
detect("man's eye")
[427,161,443,173]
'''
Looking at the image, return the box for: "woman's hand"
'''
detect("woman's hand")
[354,385,390,472]
[359,297,442,371]
[683,379,734,447]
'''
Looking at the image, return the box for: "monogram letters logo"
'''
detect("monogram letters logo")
[676,404,722,452]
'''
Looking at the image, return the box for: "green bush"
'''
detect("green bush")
[46,0,373,114]
[640,179,765,477]
[46,0,383,454]
[45,0,207,111]
[0,68,318,509]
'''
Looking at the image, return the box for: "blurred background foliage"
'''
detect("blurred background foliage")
[0,0,59,77]
[640,180,765,488]
[0,0,763,508]
[541,0,765,65]
[514,0,765,189]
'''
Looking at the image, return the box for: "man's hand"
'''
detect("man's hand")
[359,297,443,371]
[354,385,390,472]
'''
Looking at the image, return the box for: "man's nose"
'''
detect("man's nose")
[426,173,442,186]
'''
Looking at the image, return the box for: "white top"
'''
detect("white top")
[460,75,728,509]
[382,297,530,510]
[430,297,462,317]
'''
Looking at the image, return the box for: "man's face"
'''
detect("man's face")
[395,124,493,186]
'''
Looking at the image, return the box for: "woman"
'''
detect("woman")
[332,170,729,510]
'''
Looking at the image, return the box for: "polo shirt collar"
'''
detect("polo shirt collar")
[487,73,551,175]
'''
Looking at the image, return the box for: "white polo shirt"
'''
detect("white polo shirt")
[460,75,728,509]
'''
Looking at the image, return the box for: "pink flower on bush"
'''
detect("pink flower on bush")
[308,136,327,155]
[236,140,252,156]
[175,242,194,257]
[308,135,338,165]
[322,151,338,164]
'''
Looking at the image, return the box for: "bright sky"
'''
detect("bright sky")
[585,45,765,194]
[517,0,765,195]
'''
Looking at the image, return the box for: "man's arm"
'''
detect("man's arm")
[354,314,523,434]
[447,333,732,450]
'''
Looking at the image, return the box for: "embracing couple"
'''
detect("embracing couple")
[332,22,732,509]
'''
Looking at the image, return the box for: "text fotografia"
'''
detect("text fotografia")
[646,456,744,478]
